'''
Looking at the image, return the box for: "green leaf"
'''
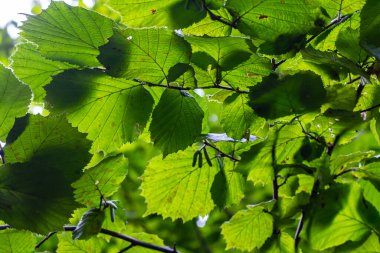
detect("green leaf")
[330,151,374,176]
[20,1,114,67]
[317,0,366,16]
[221,93,255,139]
[10,43,76,102]
[0,115,91,234]
[221,205,274,251]
[249,72,326,119]
[0,64,31,142]
[141,146,218,221]
[72,154,128,206]
[72,208,105,240]
[107,0,206,29]
[149,89,204,156]
[360,0,380,59]
[99,27,191,84]
[226,0,326,54]
[358,179,380,215]
[262,231,295,253]
[58,232,106,253]
[0,230,36,253]
[46,69,154,154]
[321,84,357,112]
[238,124,305,186]
[301,47,368,80]
[336,27,368,64]
[183,7,233,36]
[211,158,245,208]
[307,183,377,251]
[355,83,380,112]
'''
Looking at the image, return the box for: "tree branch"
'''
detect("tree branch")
[333,168,358,179]
[294,210,305,249]
[360,103,380,113]
[0,225,178,253]
[35,232,57,249]
[203,140,240,162]
[201,0,237,28]
[133,79,249,94]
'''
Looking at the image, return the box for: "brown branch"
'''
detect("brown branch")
[0,225,178,253]
[360,103,380,113]
[35,232,57,249]
[294,210,305,249]
[64,226,178,253]
[203,140,240,162]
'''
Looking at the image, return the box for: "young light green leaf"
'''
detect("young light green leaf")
[72,154,128,206]
[0,230,36,253]
[0,64,31,142]
[249,72,326,119]
[183,7,233,36]
[20,1,114,67]
[261,231,295,253]
[141,146,218,221]
[226,0,326,54]
[107,0,206,28]
[99,27,191,84]
[10,43,76,102]
[150,89,204,156]
[58,232,106,253]
[72,208,105,240]
[221,205,274,251]
[46,69,154,154]
[0,115,91,234]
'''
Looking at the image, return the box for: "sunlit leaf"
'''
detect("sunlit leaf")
[46,69,154,153]
[0,230,36,253]
[99,27,191,84]
[20,1,114,67]
[10,42,76,102]
[0,64,31,142]
[141,146,218,221]
[72,154,128,206]
[221,205,274,251]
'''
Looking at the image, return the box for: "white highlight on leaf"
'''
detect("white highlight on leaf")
[29,105,44,115]
[194,88,205,97]
[209,114,218,123]
[127,36,133,40]
[196,214,209,228]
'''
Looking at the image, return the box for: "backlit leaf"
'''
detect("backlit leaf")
[72,154,128,206]
[221,205,274,251]
[149,89,204,156]
[141,146,218,221]
[20,1,114,67]
[46,69,154,153]
[0,64,31,142]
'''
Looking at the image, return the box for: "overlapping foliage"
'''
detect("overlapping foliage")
[1,0,380,252]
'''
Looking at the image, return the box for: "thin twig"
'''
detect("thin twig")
[119,244,135,253]
[35,231,57,249]
[360,103,380,113]
[201,0,237,28]
[134,79,249,94]
[333,168,358,179]
[203,140,240,162]
[0,225,178,253]
[294,210,305,249]
[63,226,178,253]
